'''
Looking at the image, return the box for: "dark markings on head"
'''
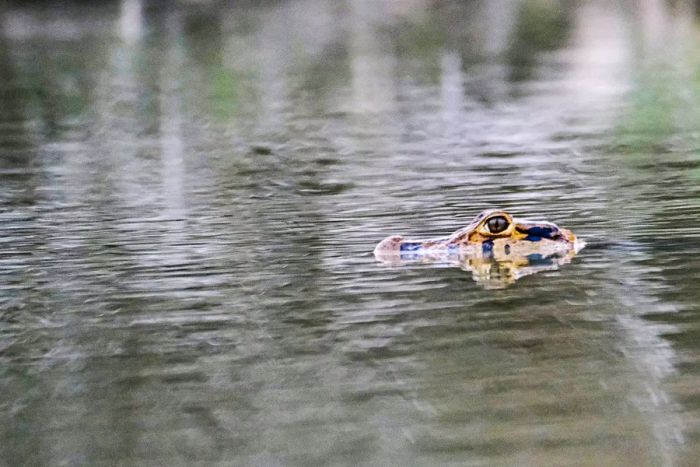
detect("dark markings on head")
[516,225,561,242]
[400,242,422,252]
[504,244,511,255]
[482,240,494,256]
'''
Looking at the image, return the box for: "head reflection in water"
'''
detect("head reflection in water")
[374,209,585,289]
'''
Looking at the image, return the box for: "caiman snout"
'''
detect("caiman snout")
[373,235,404,255]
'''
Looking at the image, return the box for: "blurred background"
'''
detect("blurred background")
[2,0,700,465]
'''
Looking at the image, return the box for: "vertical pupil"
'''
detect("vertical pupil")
[487,217,508,233]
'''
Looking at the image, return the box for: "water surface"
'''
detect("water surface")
[2,1,700,465]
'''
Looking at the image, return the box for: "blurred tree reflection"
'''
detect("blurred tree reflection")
[615,1,700,154]
[507,0,573,82]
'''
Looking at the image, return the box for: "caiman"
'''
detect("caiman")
[374,209,584,288]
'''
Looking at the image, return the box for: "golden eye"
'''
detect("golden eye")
[486,216,509,234]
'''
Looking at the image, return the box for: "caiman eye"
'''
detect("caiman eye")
[486,216,509,234]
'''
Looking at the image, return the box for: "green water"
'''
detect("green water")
[2,0,700,465]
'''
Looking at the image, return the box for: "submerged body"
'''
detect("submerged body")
[374,209,584,288]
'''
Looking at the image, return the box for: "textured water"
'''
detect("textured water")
[2,0,700,465]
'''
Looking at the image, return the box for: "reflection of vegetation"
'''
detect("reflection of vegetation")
[391,16,448,84]
[507,0,572,82]
[614,27,700,157]
[8,47,96,137]
[394,20,446,58]
[181,10,257,123]
[293,43,350,99]
[209,67,256,121]
[615,63,678,154]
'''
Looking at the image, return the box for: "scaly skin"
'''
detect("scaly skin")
[374,209,584,288]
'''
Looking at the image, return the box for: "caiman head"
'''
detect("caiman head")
[447,209,577,246]
[373,209,583,288]
[374,208,582,262]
